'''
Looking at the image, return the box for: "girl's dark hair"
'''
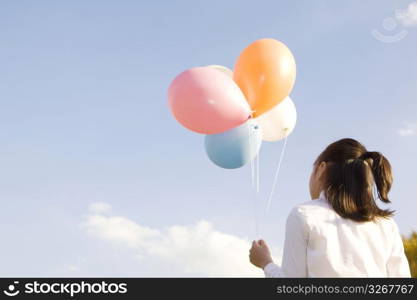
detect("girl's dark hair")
[314,138,394,222]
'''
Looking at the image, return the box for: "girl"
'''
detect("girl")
[249,138,411,277]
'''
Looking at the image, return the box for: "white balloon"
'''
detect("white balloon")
[255,97,297,142]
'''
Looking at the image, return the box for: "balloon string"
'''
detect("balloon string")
[249,125,254,188]
[251,154,255,188]
[256,141,260,194]
[254,150,260,238]
[265,136,288,215]
[248,124,259,238]
[251,133,255,189]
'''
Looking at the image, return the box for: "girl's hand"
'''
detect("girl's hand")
[249,239,273,269]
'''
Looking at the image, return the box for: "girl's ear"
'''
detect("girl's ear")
[317,161,327,179]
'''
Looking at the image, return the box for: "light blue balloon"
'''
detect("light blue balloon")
[204,121,262,169]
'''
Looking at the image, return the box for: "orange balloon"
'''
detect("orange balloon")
[233,39,296,117]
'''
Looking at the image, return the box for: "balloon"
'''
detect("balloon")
[233,38,296,117]
[168,67,251,134]
[207,65,233,78]
[255,97,297,142]
[205,120,262,169]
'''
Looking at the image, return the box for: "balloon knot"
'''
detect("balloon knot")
[248,110,256,119]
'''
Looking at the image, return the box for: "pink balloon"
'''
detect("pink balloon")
[168,67,251,134]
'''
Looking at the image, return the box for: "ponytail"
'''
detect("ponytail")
[360,151,393,203]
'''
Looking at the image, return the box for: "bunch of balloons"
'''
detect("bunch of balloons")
[168,38,297,169]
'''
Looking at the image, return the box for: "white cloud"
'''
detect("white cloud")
[88,202,112,214]
[396,2,417,27]
[82,203,280,277]
[398,123,417,136]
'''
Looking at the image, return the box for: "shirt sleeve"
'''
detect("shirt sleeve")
[263,206,310,278]
[386,221,411,277]
[263,262,283,277]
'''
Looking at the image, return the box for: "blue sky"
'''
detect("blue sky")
[0,0,416,276]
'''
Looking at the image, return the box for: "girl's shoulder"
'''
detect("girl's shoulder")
[373,215,400,233]
[287,198,334,229]
[291,197,332,217]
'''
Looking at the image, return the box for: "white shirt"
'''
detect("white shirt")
[264,192,411,277]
